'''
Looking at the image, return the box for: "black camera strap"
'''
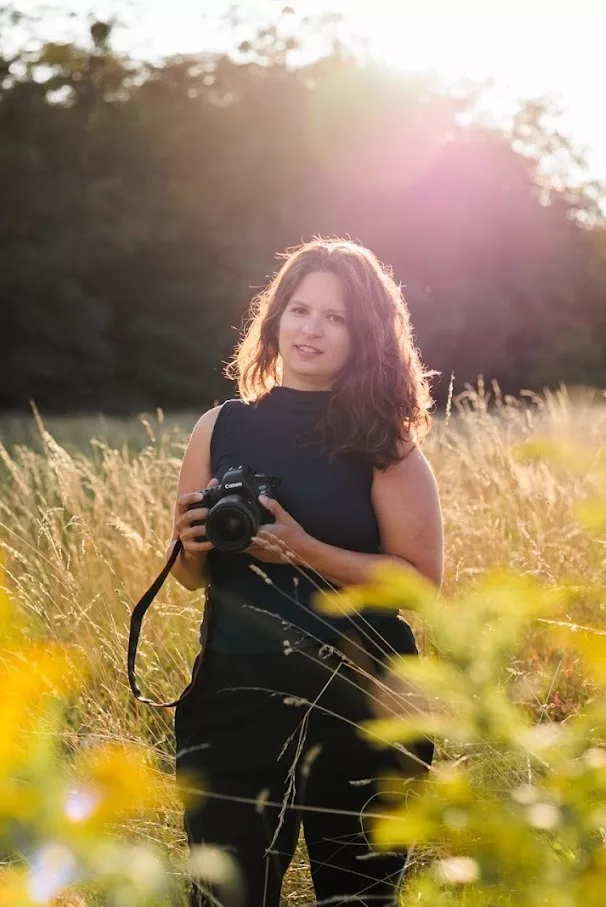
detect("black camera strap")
[127,539,209,709]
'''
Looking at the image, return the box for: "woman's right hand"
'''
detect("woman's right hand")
[175,477,220,557]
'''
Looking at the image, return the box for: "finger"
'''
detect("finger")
[181,524,208,541]
[182,539,214,554]
[175,510,209,533]
[258,494,278,511]
[179,491,204,508]
[178,479,218,510]
[251,533,270,547]
[182,506,210,523]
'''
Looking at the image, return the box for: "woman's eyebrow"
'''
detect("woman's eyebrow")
[290,298,347,315]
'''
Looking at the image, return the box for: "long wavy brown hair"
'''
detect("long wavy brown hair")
[224,238,437,469]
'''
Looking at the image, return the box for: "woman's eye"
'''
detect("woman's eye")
[288,306,345,325]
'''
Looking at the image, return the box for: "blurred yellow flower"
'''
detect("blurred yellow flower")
[70,743,173,827]
[314,559,436,616]
[0,644,85,772]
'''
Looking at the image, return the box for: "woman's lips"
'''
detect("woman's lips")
[295,345,323,358]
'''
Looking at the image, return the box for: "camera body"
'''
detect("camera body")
[189,464,281,553]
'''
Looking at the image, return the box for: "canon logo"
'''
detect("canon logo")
[224,482,242,489]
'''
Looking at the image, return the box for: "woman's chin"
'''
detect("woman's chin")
[283,367,334,390]
[288,360,322,375]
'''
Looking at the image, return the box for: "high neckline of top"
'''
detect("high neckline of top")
[263,385,332,412]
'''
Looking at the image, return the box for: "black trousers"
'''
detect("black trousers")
[174,615,433,907]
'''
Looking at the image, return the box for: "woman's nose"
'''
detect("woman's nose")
[302,317,323,337]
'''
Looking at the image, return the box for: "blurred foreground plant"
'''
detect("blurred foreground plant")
[0,566,177,906]
[317,439,606,906]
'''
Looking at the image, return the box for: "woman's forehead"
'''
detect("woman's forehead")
[289,270,347,309]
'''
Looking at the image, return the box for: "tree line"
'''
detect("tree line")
[1,11,605,414]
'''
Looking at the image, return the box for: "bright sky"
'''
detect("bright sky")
[31,0,606,187]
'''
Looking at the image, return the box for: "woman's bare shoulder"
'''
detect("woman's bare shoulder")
[174,405,226,506]
[191,403,224,437]
[180,405,225,464]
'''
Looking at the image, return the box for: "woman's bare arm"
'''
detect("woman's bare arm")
[166,405,222,590]
[370,445,443,590]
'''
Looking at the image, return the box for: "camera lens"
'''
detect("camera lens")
[216,512,244,541]
[205,496,258,552]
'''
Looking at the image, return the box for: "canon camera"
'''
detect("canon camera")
[189,464,281,553]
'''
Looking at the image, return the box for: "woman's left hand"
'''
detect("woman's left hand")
[242,495,311,565]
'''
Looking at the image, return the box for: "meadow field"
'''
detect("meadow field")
[1,381,605,905]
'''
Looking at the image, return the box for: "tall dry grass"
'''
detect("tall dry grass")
[1,381,605,903]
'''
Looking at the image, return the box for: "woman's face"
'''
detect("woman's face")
[277,269,351,391]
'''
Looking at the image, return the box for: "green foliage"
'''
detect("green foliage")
[316,441,606,905]
[0,568,179,905]
[1,16,605,413]
[0,391,605,903]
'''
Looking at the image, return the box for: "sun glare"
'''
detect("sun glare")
[347,1,500,78]
[339,0,574,101]
[51,0,606,187]
[335,0,606,174]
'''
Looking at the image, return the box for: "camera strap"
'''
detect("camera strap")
[127,538,209,708]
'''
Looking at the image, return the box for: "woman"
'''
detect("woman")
[168,238,443,907]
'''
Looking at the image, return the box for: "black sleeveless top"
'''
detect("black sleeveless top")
[205,385,392,653]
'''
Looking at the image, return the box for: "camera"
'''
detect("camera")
[189,464,281,553]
